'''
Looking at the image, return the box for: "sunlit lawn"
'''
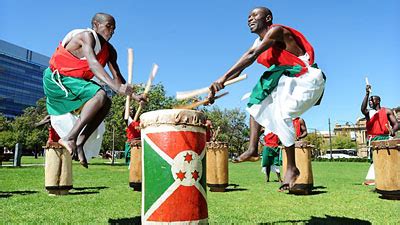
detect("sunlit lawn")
[1,157,399,224]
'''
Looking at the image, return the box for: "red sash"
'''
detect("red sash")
[48,127,60,142]
[292,117,301,138]
[366,108,389,137]
[263,132,279,147]
[49,41,109,80]
[126,121,141,141]
[256,24,315,77]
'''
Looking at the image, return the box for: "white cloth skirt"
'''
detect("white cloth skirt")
[247,66,325,146]
[50,113,105,160]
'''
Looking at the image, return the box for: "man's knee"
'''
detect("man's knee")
[95,90,111,108]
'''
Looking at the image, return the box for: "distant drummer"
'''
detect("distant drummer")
[293,117,308,140]
[361,84,398,185]
[124,107,141,164]
[361,84,398,140]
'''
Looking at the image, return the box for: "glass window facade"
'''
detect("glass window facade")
[0,40,49,118]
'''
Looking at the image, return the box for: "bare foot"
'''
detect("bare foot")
[58,139,76,155]
[76,145,88,169]
[283,167,300,189]
[232,150,260,163]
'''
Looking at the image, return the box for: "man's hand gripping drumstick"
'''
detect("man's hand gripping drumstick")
[207,74,246,104]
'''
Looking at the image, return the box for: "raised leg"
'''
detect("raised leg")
[58,90,111,168]
[233,116,261,163]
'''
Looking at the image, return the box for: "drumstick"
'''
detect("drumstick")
[176,74,247,100]
[385,123,393,136]
[124,48,134,120]
[212,126,221,142]
[133,64,159,121]
[174,92,229,109]
[365,77,372,93]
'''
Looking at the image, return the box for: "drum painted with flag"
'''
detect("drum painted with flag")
[371,138,400,200]
[140,109,208,224]
[282,141,314,195]
[44,142,72,196]
[206,142,229,192]
[129,139,142,191]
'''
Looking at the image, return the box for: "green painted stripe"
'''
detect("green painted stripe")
[199,157,207,190]
[143,139,175,214]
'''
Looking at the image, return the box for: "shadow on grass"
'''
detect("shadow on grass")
[0,190,38,198]
[90,162,128,167]
[73,186,109,191]
[108,216,141,225]
[271,214,371,225]
[68,191,99,195]
[313,185,326,189]
[225,188,248,192]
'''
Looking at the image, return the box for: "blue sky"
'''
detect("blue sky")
[1,0,398,131]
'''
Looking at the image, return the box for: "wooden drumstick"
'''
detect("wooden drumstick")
[176,74,247,100]
[174,92,229,110]
[124,48,134,120]
[133,64,159,121]
[385,123,393,136]
[365,77,372,93]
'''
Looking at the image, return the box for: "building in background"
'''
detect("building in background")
[0,39,49,118]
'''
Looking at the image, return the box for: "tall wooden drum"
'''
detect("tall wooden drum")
[206,142,229,192]
[129,139,142,191]
[371,138,400,200]
[283,141,314,194]
[44,142,72,196]
[140,109,208,224]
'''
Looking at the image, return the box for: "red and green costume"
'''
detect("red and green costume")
[43,29,109,115]
[261,133,282,167]
[246,25,325,147]
[367,108,390,141]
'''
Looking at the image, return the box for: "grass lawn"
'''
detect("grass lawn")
[1,157,399,224]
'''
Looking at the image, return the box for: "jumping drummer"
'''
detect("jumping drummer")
[361,84,398,185]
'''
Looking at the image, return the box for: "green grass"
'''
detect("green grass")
[1,157,399,224]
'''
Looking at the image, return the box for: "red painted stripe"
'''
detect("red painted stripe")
[148,185,208,222]
[147,131,206,159]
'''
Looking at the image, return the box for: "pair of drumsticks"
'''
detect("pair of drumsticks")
[124,48,248,115]
[124,48,158,121]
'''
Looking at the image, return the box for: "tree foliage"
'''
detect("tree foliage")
[323,134,357,150]
[203,106,249,153]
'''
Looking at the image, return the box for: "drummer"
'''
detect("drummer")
[124,107,141,164]
[361,84,398,185]
[361,84,398,141]
[293,117,308,140]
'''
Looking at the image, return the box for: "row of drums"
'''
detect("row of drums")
[43,135,400,199]
[43,109,399,224]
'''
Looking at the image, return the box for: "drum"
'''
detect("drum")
[129,139,142,191]
[206,142,229,192]
[282,141,314,194]
[140,109,208,224]
[371,138,400,200]
[44,142,72,196]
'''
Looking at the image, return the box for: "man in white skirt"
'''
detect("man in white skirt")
[208,7,325,190]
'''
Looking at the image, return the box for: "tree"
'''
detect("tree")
[203,106,249,154]
[324,134,356,150]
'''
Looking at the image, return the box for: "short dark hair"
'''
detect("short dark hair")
[91,13,113,27]
[370,95,381,102]
[254,7,273,21]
